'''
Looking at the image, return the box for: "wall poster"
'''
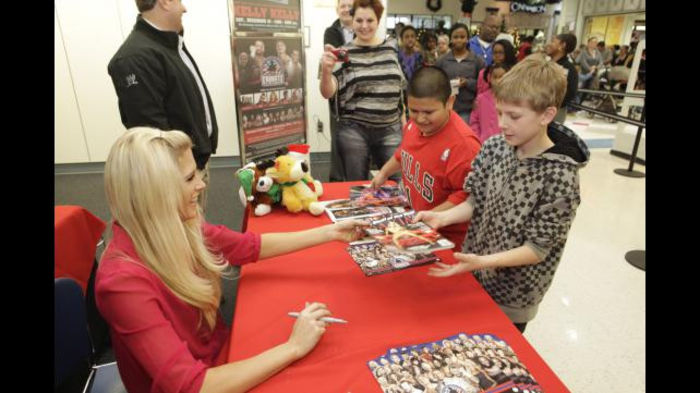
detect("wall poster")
[231,36,306,162]
[231,0,301,33]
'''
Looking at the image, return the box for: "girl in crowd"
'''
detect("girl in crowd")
[435,23,486,125]
[320,0,405,181]
[470,62,511,143]
[475,39,516,95]
[96,128,365,393]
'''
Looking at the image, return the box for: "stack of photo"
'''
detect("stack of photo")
[368,333,543,393]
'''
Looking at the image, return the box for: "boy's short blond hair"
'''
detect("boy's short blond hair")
[492,53,567,112]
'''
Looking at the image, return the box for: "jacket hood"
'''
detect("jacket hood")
[540,122,590,167]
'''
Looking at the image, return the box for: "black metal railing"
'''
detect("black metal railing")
[569,89,646,271]
[569,89,646,178]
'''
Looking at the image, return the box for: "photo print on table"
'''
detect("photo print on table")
[348,184,410,208]
[368,333,543,393]
[346,240,439,276]
[364,211,455,254]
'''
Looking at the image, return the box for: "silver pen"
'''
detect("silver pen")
[287,312,348,324]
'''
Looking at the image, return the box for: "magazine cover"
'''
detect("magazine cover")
[323,201,409,222]
[367,333,542,393]
[364,211,455,254]
[348,185,409,208]
[346,240,439,276]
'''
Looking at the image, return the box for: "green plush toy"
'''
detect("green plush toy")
[235,160,281,216]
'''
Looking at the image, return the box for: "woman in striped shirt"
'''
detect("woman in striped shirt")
[320,0,405,181]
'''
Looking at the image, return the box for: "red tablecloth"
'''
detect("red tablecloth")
[228,182,569,392]
[55,206,106,293]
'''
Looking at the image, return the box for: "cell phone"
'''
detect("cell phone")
[332,49,350,63]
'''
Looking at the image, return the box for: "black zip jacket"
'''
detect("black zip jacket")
[108,16,218,169]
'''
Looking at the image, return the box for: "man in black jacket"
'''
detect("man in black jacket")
[545,33,579,124]
[322,0,354,181]
[108,0,218,206]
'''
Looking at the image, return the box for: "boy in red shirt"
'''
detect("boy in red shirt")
[371,66,482,246]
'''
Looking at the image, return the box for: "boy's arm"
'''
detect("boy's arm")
[431,169,582,277]
[371,155,401,189]
[414,198,474,229]
[428,246,541,277]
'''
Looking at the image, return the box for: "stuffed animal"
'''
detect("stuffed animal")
[285,144,323,197]
[266,151,325,215]
[236,159,281,216]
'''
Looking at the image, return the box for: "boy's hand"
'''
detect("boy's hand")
[370,172,387,189]
[413,210,445,229]
[427,253,482,277]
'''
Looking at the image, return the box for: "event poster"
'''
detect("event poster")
[231,0,301,33]
[232,36,306,162]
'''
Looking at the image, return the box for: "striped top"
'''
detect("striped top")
[333,39,405,128]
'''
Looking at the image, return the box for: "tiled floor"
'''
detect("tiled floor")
[523,115,646,392]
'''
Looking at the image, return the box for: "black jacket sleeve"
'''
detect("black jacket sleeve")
[108,54,170,130]
[324,26,344,48]
[563,63,578,107]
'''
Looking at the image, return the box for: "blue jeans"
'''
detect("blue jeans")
[337,120,402,181]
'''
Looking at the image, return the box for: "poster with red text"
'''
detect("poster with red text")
[231,0,301,33]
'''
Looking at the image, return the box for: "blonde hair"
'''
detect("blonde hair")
[104,127,228,331]
[492,53,566,112]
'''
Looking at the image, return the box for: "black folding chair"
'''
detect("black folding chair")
[55,277,126,393]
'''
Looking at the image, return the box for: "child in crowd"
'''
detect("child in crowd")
[422,31,439,66]
[470,63,511,143]
[371,67,482,247]
[398,26,424,82]
[415,55,590,333]
[435,23,485,125]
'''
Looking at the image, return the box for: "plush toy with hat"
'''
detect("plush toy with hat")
[236,159,281,216]
[285,144,323,197]
[266,147,324,215]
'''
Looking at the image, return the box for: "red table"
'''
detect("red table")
[55,206,106,293]
[228,182,569,392]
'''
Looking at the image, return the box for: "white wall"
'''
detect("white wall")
[55,0,394,164]
[55,0,126,164]
[55,0,241,164]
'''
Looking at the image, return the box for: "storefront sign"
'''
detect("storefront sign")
[510,1,546,13]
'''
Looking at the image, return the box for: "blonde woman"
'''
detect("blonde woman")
[96,127,365,393]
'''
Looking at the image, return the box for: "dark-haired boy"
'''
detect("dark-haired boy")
[371,67,482,246]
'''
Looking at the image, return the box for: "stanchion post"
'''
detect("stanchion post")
[614,101,645,178]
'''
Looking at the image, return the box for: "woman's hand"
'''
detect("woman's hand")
[413,210,446,229]
[326,219,368,242]
[427,253,483,277]
[287,302,332,359]
[321,44,339,74]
